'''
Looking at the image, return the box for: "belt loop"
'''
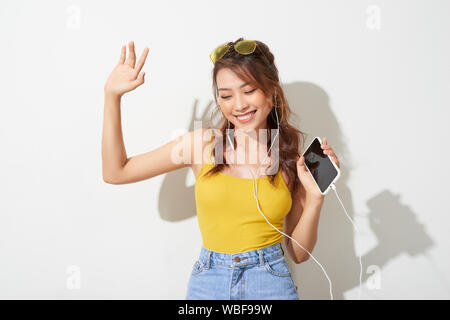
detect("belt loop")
[206,250,211,269]
[258,249,264,267]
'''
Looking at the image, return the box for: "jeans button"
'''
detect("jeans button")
[234,257,241,262]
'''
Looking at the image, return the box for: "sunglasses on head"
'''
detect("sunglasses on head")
[210,39,261,63]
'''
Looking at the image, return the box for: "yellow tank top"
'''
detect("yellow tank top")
[194,128,293,253]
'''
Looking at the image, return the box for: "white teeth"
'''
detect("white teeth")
[236,110,256,120]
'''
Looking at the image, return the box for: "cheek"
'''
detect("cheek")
[253,94,267,105]
[253,97,272,115]
[220,104,234,116]
[220,99,234,108]
[259,108,272,119]
[255,93,274,111]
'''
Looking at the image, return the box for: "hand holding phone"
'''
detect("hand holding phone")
[297,137,341,197]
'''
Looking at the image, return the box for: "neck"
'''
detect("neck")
[228,120,278,167]
[233,119,268,146]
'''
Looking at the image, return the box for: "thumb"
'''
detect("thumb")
[132,72,145,87]
[297,156,307,172]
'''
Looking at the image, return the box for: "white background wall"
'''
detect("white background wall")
[1,0,449,299]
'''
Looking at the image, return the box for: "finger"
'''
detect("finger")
[321,144,331,149]
[330,154,339,167]
[137,71,145,82]
[127,72,145,92]
[297,156,307,171]
[118,45,126,64]
[323,137,328,145]
[324,150,336,157]
[333,157,340,168]
[133,47,149,78]
[125,41,136,68]
[133,72,145,87]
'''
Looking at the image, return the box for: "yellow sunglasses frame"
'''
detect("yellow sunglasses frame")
[209,40,257,63]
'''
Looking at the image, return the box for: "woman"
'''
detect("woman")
[102,38,340,300]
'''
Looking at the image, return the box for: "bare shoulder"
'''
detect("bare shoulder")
[190,127,216,178]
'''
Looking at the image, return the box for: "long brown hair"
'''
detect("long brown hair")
[204,37,306,195]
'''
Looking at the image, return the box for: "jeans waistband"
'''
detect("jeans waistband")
[198,242,285,269]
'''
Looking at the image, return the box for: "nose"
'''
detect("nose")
[234,94,250,113]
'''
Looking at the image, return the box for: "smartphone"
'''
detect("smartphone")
[301,137,341,195]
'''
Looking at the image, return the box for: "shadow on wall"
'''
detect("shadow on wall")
[157,81,437,300]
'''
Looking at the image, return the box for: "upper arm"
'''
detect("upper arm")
[284,182,306,239]
[283,180,307,262]
[106,128,207,185]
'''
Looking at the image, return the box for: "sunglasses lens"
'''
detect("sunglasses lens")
[234,40,256,54]
[210,44,229,63]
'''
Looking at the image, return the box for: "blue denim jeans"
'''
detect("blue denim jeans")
[186,242,299,300]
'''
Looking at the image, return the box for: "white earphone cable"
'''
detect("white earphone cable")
[330,183,363,300]
[226,88,334,300]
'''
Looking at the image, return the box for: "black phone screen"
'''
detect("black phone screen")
[303,138,339,193]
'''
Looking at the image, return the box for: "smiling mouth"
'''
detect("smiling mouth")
[235,110,257,122]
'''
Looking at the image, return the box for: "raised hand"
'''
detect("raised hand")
[104,41,149,97]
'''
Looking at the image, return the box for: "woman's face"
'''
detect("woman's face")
[216,68,272,132]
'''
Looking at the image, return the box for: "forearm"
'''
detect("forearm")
[288,198,324,263]
[102,92,128,181]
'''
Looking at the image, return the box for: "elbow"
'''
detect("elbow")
[102,168,123,184]
[295,255,310,264]
[295,239,317,264]
[103,177,114,184]
[103,175,119,184]
[295,250,312,264]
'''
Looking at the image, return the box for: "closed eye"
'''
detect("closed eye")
[221,88,257,99]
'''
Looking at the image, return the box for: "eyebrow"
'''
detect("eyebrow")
[218,82,250,91]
